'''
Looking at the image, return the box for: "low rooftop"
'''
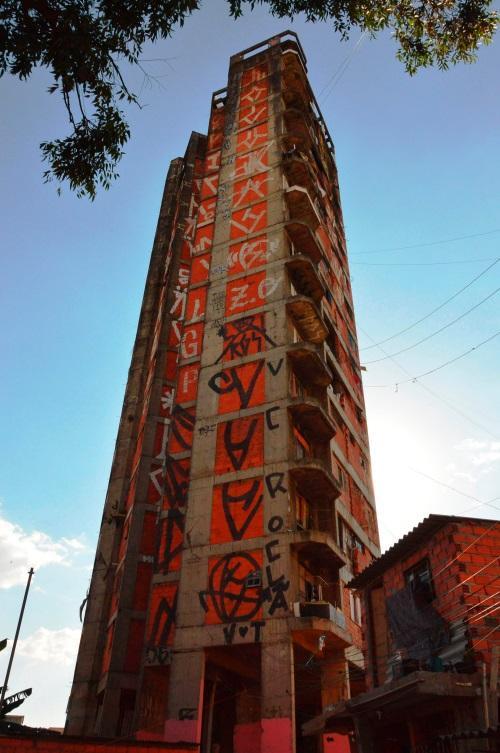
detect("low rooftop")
[348,513,498,590]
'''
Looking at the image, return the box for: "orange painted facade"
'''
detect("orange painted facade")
[65,33,380,753]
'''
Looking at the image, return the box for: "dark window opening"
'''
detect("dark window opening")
[405,558,435,605]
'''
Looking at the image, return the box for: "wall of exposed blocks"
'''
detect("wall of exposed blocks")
[66,33,380,753]
[366,518,500,690]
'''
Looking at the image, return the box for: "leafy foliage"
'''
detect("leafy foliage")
[1,1,497,198]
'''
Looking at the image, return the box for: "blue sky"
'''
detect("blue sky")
[1,0,499,728]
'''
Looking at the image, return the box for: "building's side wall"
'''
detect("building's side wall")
[65,154,192,736]
[365,519,499,690]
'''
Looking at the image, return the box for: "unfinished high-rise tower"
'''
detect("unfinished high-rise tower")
[66,32,380,753]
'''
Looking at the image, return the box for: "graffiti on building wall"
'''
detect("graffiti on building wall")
[208,359,265,412]
[211,477,264,543]
[216,314,276,363]
[199,539,290,637]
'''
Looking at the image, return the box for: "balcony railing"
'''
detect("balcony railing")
[291,529,347,571]
[287,342,332,387]
[285,220,323,264]
[287,294,328,344]
[293,601,347,631]
[282,150,319,198]
[289,457,342,500]
[288,396,336,442]
[285,185,322,230]
[286,253,324,304]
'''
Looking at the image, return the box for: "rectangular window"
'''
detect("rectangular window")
[245,570,262,589]
[349,591,362,625]
[404,558,435,605]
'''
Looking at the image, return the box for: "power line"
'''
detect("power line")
[319,32,367,101]
[408,467,500,514]
[434,520,500,579]
[350,227,500,256]
[352,258,497,266]
[366,330,500,389]
[359,326,500,440]
[363,286,500,365]
[361,258,500,351]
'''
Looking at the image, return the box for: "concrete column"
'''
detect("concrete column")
[164,650,205,744]
[261,637,295,753]
[321,650,350,709]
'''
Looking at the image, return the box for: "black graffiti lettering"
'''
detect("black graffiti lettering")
[268,584,288,615]
[222,479,263,541]
[149,591,177,647]
[199,552,263,623]
[263,565,290,616]
[223,623,237,645]
[252,620,265,642]
[179,708,196,720]
[223,620,265,644]
[265,472,287,498]
[268,515,284,533]
[156,511,184,574]
[208,360,264,409]
[216,315,276,363]
[267,358,284,376]
[265,406,280,430]
[265,539,281,563]
[170,405,195,451]
[224,417,259,471]
[163,455,190,508]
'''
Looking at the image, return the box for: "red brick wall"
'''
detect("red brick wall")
[379,519,499,671]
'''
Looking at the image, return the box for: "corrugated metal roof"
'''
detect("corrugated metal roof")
[348,513,498,590]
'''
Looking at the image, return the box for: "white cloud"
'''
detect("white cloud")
[15,627,81,668]
[0,508,87,589]
[453,439,500,478]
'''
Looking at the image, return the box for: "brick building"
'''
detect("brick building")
[304,514,500,752]
[64,32,380,753]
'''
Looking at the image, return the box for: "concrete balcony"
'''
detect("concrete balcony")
[282,151,317,196]
[287,342,332,387]
[289,457,341,500]
[285,253,324,303]
[294,601,346,628]
[288,396,336,442]
[285,220,323,264]
[285,185,322,231]
[290,604,352,651]
[286,294,328,344]
[283,107,313,148]
[282,49,309,109]
[291,529,347,571]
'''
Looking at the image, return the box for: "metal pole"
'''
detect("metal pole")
[0,567,34,715]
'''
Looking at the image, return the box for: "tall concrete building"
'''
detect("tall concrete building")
[66,32,380,753]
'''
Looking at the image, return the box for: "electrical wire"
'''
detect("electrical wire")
[365,329,500,389]
[352,258,497,266]
[474,622,499,644]
[360,257,500,351]
[468,600,500,624]
[408,467,500,514]
[363,286,500,365]
[318,32,367,102]
[359,326,500,441]
[350,227,500,256]
[433,520,500,579]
